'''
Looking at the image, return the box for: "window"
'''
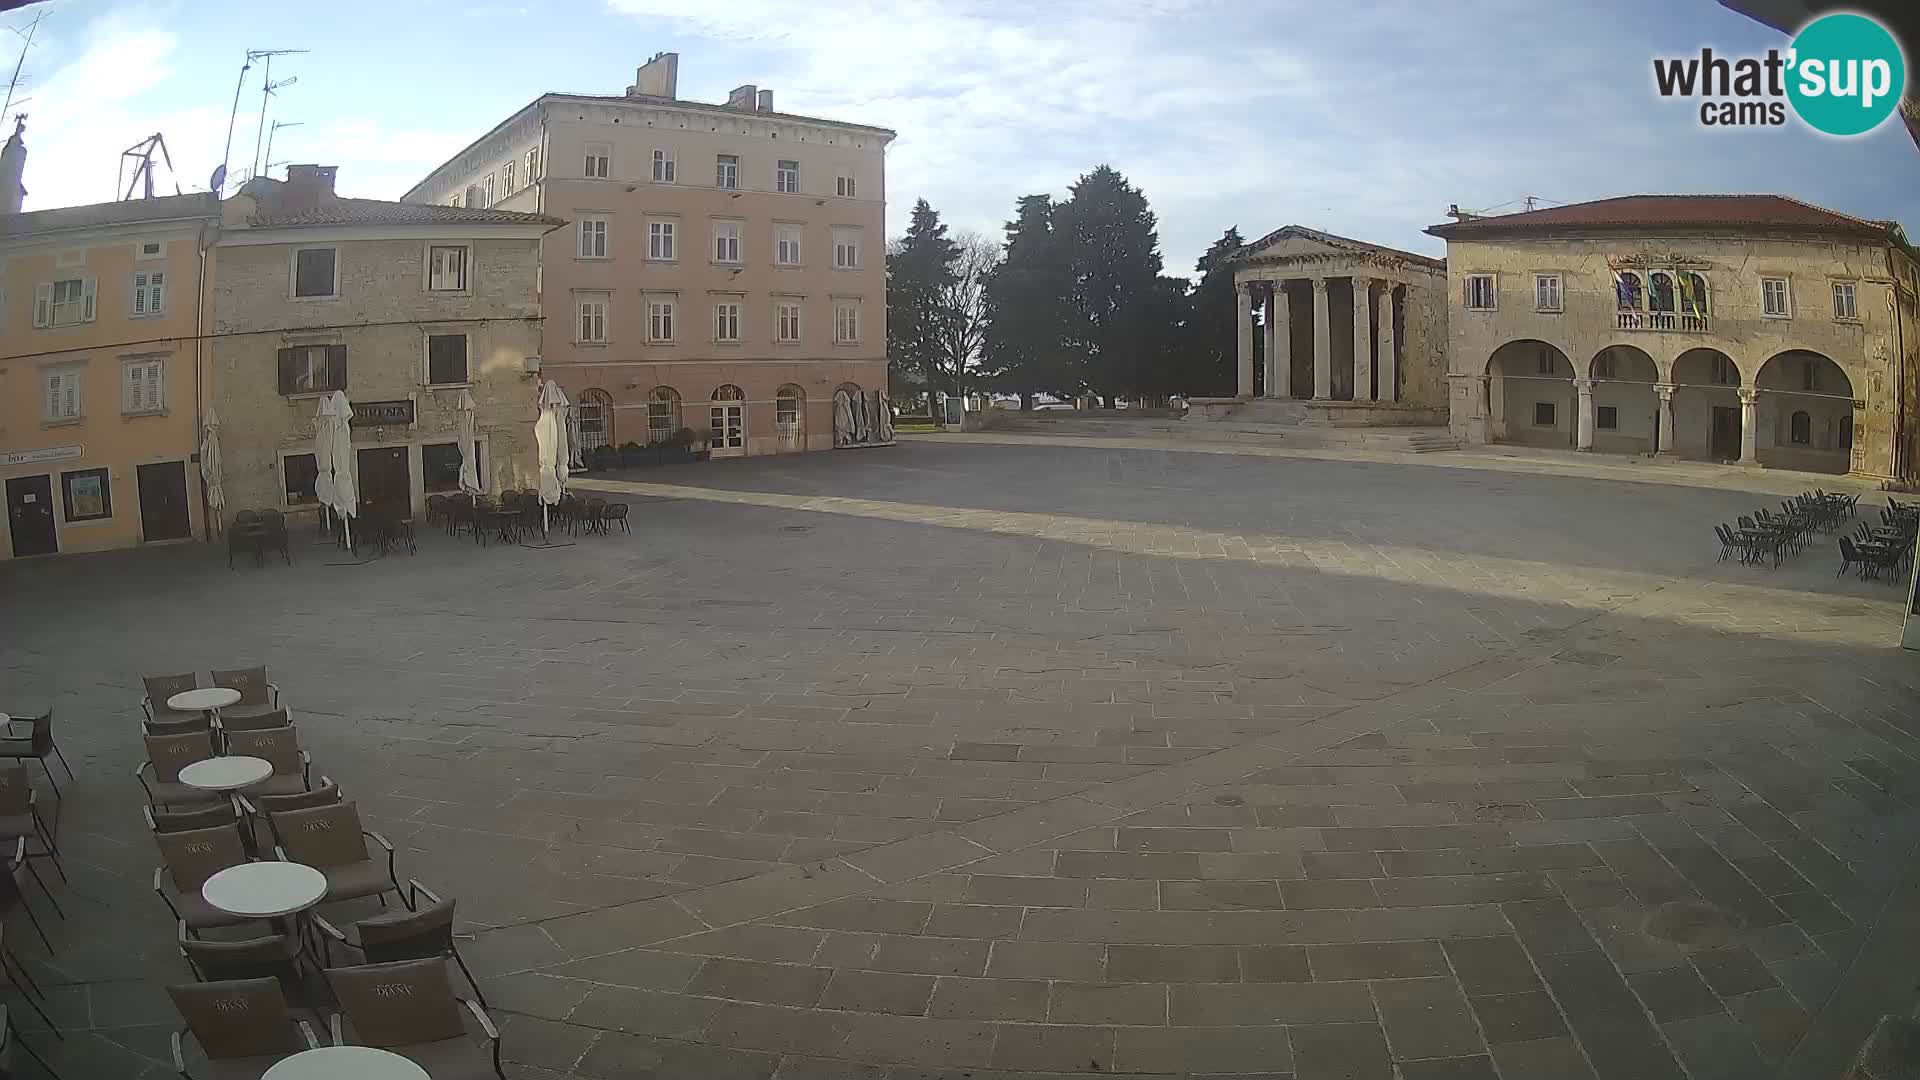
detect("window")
[584,143,610,179]
[1801,360,1820,392]
[1832,281,1858,320]
[1533,402,1556,427]
[1790,410,1812,445]
[138,241,164,259]
[648,298,675,342]
[427,334,469,385]
[1463,274,1495,310]
[714,302,741,342]
[422,442,469,493]
[503,160,517,192]
[578,216,608,259]
[465,184,481,207]
[428,245,469,292]
[576,389,613,451]
[776,224,802,266]
[1711,356,1737,385]
[1615,271,1643,310]
[1534,274,1562,312]
[776,159,799,193]
[713,221,741,263]
[283,453,319,505]
[132,270,166,316]
[449,193,463,208]
[1596,406,1618,430]
[652,148,675,183]
[61,467,111,522]
[835,301,859,343]
[833,229,861,269]
[836,175,857,198]
[1762,277,1791,317]
[577,293,608,343]
[648,386,681,443]
[715,154,739,189]
[1680,272,1709,316]
[1840,413,1854,449]
[776,385,803,431]
[34,277,95,327]
[123,358,164,414]
[1535,350,1556,375]
[648,220,676,261]
[526,146,540,181]
[1593,352,1616,379]
[777,302,801,342]
[482,173,495,207]
[292,249,338,298]
[1649,272,1676,313]
[277,344,347,396]
[43,367,81,420]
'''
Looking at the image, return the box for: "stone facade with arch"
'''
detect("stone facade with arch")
[1428,195,1920,481]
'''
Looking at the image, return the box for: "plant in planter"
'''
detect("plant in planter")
[590,445,618,472]
[618,441,644,468]
[676,427,710,461]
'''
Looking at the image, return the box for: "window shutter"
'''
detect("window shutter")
[327,344,348,390]
[145,362,162,410]
[33,283,51,327]
[124,364,141,411]
[46,372,61,417]
[277,348,297,395]
[82,278,96,321]
[151,271,164,313]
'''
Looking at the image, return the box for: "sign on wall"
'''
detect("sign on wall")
[2,445,82,467]
[350,400,415,427]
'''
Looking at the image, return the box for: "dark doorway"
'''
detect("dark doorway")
[1710,406,1741,460]
[137,461,192,541]
[5,475,57,557]
[356,447,412,519]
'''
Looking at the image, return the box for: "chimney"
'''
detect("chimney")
[282,164,337,210]
[0,116,25,215]
[628,52,679,99]
[726,84,760,110]
[756,89,773,112]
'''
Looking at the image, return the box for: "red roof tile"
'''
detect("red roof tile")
[1425,194,1896,240]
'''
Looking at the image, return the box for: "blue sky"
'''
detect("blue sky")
[8,0,1917,275]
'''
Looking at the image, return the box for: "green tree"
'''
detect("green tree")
[1181,227,1246,397]
[983,194,1072,407]
[885,199,958,409]
[1057,166,1164,405]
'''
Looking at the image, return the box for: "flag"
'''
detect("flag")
[1614,271,1639,310]
[1676,273,1695,313]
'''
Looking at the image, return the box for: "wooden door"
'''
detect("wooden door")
[5,475,57,557]
[1710,406,1740,460]
[355,447,412,519]
[137,461,191,542]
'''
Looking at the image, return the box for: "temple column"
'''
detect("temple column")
[1574,377,1594,450]
[1377,284,1397,403]
[1352,278,1375,402]
[1312,278,1332,400]
[1654,383,1675,454]
[1739,388,1758,464]
[1236,284,1255,398]
[1263,285,1289,399]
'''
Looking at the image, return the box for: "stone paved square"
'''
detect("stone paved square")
[3,438,1918,1078]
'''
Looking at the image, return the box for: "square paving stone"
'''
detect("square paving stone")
[1308,942,1448,981]
[1661,1012,1771,1080]
[1627,965,1723,1021]
[685,958,832,1007]
[926,976,1049,1021]
[1397,1056,1500,1080]
[1290,1022,1393,1080]
[1047,981,1167,1025]
[1443,937,1542,995]
[988,1022,1117,1071]
[1240,945,1312,983]
[1489,1036,1598,1080]
[1114,1025,1294,1073]
[818,970,936,1016]
[1108,944,1240,983]
[1469,992,1568,1045]
[1689,947,1777,998]
[1372,977,1485,1060]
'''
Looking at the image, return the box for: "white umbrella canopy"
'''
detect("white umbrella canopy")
[313,396,338,515]
[536,380,570,507]
[565,406,586,470]
[324,391,358,547]
[199,406,225,527]
[456,390,481,495]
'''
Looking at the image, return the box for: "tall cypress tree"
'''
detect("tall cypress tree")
[886,199,958,408]
[983,194,1071,407]
[1182,227,1246,397]
[1057,166,1163,405]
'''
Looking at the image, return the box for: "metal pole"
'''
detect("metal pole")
[249,53,273,182]
[218,55,252,194]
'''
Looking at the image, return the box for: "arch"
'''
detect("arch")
[646,386,681,444]
[1671,347,1740,388]
[1485,340,1575,449]
[1669,348,1743,462]
[708,384,746,456]
[1586,344,1657,382]
[1586,345,1660,455]
[776,384,806,451]
[712,384,745,401]
[1754,349,1855,474]
[576,388,614,451]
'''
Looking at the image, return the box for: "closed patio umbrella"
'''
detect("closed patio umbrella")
[313,396,338,534]
[565,404,586,470]
[324,391,358,549]
[199,406,225,531]
[456,390,481,496]
[535,379,570,536]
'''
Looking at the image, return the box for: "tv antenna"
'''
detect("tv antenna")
[249,50,303,182]
[215,47,305,195]
[119,133,181,200]
[261,119,302,180]
[2,10,48,119]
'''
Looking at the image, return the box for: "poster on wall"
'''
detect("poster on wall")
[66,473,107,518]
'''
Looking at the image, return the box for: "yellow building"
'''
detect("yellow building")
[0,173,220,559]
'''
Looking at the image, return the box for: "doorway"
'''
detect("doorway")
[137,461,192,542]
[356,447,412,519]
[1710,406,1741,460]
[710,404,745,457]
[5,475,57,557]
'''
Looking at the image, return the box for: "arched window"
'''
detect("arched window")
[710,384,745,453]
[1681,272,1709,316]
[1790,410,1811,445]
[647,386,680,444]
[1614,271,1642,311]
[576,388,613,451]
[1648,272,1676,314]
[1592,351,1617,380]
[713,384,744,401]
[776,384,804,432]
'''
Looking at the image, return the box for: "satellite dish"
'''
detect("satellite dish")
[209,164,227,192]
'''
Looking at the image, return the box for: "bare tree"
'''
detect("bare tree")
[932,230,1002,404]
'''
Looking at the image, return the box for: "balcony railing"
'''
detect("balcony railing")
[1616,310,1710,333]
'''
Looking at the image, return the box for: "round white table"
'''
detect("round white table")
[178,755,274,792]
[168,687,241,715]
[263,1045,429,1080]
[202,861,327,920]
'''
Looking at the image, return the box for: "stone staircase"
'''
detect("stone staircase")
[976,413,1461,453]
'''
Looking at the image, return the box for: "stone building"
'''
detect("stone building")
[209,166,563,522]
[1218,226,1450,426]
[0,118,220,559]
[1427,195,1920,480]
[401,53,894,458]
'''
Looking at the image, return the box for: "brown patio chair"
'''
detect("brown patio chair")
[211,666,281,717]
[142,672,201,723]
[269,803,404,908]
[0,767,60,893]
[323,958,503,1079]
[313,879,487,1006]
[143,712,213,739]
[0,710,71,799]
[0,841,56,952]
[151,823,255,936]
[136,731,223,810]
[145,803,242,835]
[179,921,306,992]
[218,707,293,736]
[0,1005,60,1080]
[239,779,340,852]
[220,727,311,798]
[167,978,318,1080]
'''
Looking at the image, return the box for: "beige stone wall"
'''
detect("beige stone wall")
[209,233,544,522]
[1441,232,1916,479]
[1400,277,1449,410]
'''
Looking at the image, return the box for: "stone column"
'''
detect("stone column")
[1311,278,1332,401]
[1236,284,1255,399]
[1738,388,1758,464]
[1654,383,1675,454]
[1263,285,1289,399]
[1376,285,1397,403]
[1352,278,1375,402]
[1574,376,1595,450]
